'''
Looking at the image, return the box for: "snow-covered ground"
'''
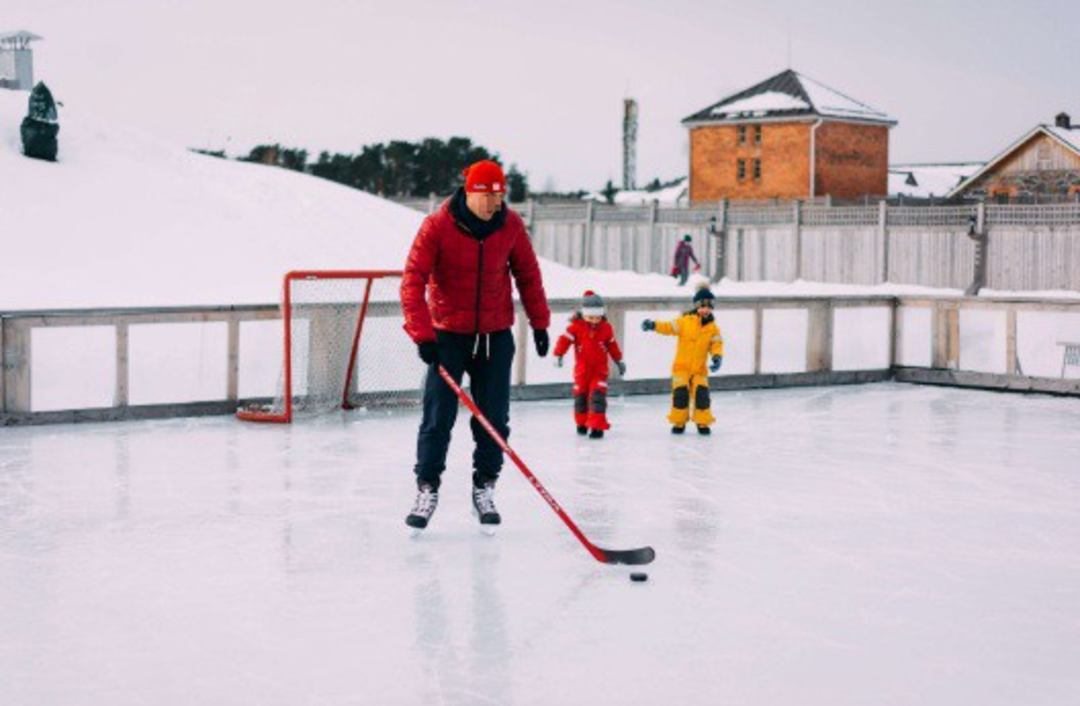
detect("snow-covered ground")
[2,383,1079,706]
[0,90,718,311]
[7,88,1076,314]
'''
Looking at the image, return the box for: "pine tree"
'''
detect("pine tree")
[601,180,618,204]
[506,164,528,202]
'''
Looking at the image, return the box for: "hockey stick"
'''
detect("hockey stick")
[437,365,655,566]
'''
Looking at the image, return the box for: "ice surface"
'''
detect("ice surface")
[2,383,1079,706]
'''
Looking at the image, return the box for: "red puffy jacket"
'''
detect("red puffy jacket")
[553,316,623,381]
[401,198,550,343]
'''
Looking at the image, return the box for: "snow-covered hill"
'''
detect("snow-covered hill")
[0,90,686,311]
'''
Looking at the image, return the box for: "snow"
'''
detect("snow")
[581,178,688,205]
[1047,125,1080,153]
[3,69,1080,706]
[797,72,893,123]
[888,162,984,199]
[0,90,690,311]
[710,90,810,116]
[2,383,1079,706]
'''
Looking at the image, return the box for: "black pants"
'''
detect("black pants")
[414,330,515,490]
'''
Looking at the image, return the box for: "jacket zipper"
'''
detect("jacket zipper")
[474,239,485,334]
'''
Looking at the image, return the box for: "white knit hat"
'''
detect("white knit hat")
[581,290,605,318]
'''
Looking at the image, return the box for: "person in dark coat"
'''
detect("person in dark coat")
[671,234,700,286]
[400,159,551,530]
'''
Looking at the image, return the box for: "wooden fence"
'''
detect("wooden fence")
[4,294,1080,426]
[397,199,1080,293]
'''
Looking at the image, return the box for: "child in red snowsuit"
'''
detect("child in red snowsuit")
[553,291,626,439]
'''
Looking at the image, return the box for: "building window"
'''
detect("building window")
[737,126,747,145]
[737,159,746,180]
[753,125,762,145]
[752,158,762,180]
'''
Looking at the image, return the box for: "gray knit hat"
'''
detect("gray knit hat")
[581,290,605,317]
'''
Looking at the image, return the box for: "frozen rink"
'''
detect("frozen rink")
[2,382,1079,706]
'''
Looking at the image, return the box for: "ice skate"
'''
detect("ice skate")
[472,480,501,534]
[405,483,439,533]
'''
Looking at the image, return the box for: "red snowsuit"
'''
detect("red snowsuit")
[553,315,624,431]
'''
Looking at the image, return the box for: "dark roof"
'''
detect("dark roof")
[682,69,896,126]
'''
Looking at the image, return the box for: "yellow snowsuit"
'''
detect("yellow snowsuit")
[652,312,725,427]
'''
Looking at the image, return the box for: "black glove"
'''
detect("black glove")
[710,355,723,372]
[616,360,627,376]
[533,328,549,357]
[417,341,439,365]
[641,319,655,331]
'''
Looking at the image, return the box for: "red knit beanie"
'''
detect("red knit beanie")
[463,160,506,194]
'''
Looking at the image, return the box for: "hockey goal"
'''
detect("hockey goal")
[237,270,422,423]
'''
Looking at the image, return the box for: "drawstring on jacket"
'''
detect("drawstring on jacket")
[471,333,491,360]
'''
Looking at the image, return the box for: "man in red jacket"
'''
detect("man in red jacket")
[400,159,551,531]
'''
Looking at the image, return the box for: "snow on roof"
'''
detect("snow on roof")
[0,30,43,43]
[797,72,893,123]
[584,178,688,206]
[888,162,984,199]
[684,69,895,126]
[947,124,1080,198]
[1047,125,1080,153]
[709,91,809,117]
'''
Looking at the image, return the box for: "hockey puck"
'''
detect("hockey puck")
[629,572,648,582]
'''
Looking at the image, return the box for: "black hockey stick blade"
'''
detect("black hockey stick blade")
[598,545,656,566]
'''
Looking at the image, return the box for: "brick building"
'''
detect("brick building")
[947,113,1080,203]
[682,69,896,203]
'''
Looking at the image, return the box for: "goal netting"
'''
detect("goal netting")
[237,270,422,423]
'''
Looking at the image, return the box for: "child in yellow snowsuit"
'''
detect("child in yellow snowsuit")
[641,284,724,435]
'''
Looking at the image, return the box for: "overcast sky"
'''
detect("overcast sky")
[6,0,1078,191]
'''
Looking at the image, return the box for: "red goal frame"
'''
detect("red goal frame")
[236,269,404,423]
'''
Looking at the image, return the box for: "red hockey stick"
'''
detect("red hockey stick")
[437,365,655,566]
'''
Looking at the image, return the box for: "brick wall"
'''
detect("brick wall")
[689,123,811,202]
[814,123,889,199]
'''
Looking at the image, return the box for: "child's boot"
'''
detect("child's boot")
[589,428,604,439]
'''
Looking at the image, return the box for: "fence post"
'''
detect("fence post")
[964,201,988,296]
[716,199,728,281]
[648,199,658,275]
[879,200,889,284]
[2,319,31,414]
[526,198,536,230]
[752,304,763,374]
[115,322,130,407]
[793,200,803,281]
[931,302,960,369]
[610,303,628,381]
[427,193,437,214]
[583,200,595,268]
[227,318,240,403]
[806,301,833,372]
[1005,307,1018,375]
[514,315,529,385]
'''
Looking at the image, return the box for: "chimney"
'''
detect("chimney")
[0,31,42,90]
[1055,112,1072,129]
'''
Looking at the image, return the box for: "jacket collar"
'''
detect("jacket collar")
[449,187,506,240]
